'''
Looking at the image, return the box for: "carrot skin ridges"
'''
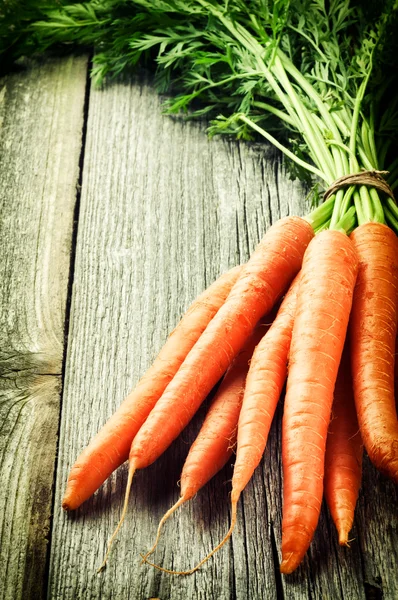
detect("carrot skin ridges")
[231,274,300,502]
[280,230,359,575]
[181,324,268,500]
[130,217,314,470]
[62,266,242,510]
[324,345,363,546]
[395,334,398,409]
[349,223,398,483]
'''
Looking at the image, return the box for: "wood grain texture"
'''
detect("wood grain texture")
[47,74,397,599]
[0,56,88,600]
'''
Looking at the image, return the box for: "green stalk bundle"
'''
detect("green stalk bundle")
[2,0,397,231]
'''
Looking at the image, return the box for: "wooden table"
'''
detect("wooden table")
[0,55,397,600]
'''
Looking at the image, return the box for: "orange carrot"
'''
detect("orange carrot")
[232,274,300,502]
[142,323,268,571]
[324,345,363,546]
[349,222,398,483]
[280,230,358,575]
[62,265,242,510]
[99,216,313,568]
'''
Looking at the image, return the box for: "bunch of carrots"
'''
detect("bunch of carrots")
[61,212,398,575]
[9,0,397,578]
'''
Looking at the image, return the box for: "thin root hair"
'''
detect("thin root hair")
[141,500,238,575]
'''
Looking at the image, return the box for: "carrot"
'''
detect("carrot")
[280,230,358,575]
[324,344,363,546]
[349,222,398,483]
[142,323,269,572]
[232,274,300,502]
[99,216,313,569]
[62,265,242,510]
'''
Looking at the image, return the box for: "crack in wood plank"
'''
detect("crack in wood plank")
[0,55,88,600]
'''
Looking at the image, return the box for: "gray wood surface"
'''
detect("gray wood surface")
[1,62,397,600]
[0,56,88,600]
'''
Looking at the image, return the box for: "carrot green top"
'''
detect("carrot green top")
[2,0,398,232]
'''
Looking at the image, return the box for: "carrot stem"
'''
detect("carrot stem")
[305,195,335,231]
[335,206,357,235]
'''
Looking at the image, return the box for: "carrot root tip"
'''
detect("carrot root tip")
[280,551,300,575]
[338,532,350,547]
[97,465,136,573]
[342,535,356,547]
[142,500,238,575]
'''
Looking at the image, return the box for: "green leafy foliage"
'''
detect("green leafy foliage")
[1,0,398,230]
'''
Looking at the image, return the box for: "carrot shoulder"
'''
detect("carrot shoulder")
[129,217,313,472]
[280,230,359,575]
[62,265,242,510]
[350,222,398,483]
[324,345,363,546]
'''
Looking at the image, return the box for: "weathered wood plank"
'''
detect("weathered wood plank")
[355,459,398,599]
[0,56,88,600]
[49,74,397,599]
